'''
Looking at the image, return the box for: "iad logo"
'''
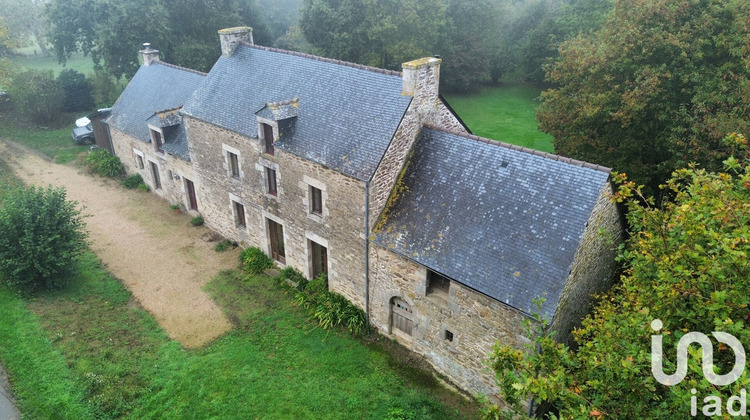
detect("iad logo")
[650,319,747,416]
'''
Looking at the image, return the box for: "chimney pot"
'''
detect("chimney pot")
[218,26,254,58]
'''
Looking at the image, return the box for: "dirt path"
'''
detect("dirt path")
[0,140,237,348]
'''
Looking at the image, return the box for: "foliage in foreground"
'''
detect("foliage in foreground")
[121,174,143,189]
[485,135,750,419]
[275,267,368,335]
[84,149,124,178]
[0,186,88,291]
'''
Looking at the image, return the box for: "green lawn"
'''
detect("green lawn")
[0,115,85,164]
[0,262,472,419]
[8,52,95,76]
[445,85,554,153]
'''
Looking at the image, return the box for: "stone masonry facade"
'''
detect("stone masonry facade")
[108,29,623,401]
[110,127,199,214]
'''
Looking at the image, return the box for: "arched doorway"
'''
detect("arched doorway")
[391,297,413,337]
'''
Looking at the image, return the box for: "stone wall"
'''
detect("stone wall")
[548,180,623,344]
[110,127,198,214]
[368,245,533,396]
[185,117,368,305]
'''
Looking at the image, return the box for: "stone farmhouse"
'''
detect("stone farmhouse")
[105,27,623,397]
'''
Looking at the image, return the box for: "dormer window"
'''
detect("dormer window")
[262,123,274,156]
[149,127,164,153]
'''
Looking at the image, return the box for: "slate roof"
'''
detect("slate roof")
[160,124,191,161]
[181,43,412,181]
[106,62,205,147]
[373,127,611,318]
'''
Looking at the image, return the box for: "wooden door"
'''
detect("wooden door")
[185,179,198,211]
[150,161,161,189]
[311,241,328,279]
[268,219,285,263]
[391,298,413,336]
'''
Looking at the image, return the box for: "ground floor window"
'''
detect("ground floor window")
[268,219,285,263]
[233,200,246,228]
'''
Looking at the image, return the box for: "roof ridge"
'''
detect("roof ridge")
[423,125,611,173]
[239,41,402,77]
[153,61,207,77]
[154,105,183,114]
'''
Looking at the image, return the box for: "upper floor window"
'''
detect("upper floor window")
[427,270,450,299]
[266,167,277,196]
[150,128,164,153]
[228,151,240,178]
[310,186,322,215]
[262,123,274,156]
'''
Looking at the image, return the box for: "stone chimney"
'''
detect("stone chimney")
[401,57,441,117]
[140,43,160,66]
[218,26,254,58]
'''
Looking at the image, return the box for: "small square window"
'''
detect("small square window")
[427,270,450,298]
[228,152,240,178]
[137,155,144,169]
[444,330,454,342]
[310,186,322,215]
[266,167,277,196]
[233,201,246,228]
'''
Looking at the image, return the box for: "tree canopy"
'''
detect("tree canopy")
[538,0,750,192]
[485,134,750,419]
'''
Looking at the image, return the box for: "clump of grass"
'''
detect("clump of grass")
[214,239,233,252]
[190,215,203,226]
[121,174,143,189]
[137,183,150,192]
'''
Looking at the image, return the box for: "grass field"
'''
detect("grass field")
[8,53,96,76]
[0,147,473,418]
[0,113,85,164]
[445,85,554,153]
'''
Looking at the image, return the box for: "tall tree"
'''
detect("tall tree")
[538,0,750,192]
[0,0,50,56]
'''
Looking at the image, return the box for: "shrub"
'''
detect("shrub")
[0,186,88,291]
[57,69,94,112]
[7,69,63,124]
[285,272,367,335]
[190,215,204,226]
[88,70,118,108]
[121,174,143,189]
[137,182,150,192]
[239,247,273,275]
[84,149,124,178]
[276,266,308,290]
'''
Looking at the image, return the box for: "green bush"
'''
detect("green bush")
[239,247,273,275]
[190,215,203,226]
[276,266,308,291]
[121,174,143,189]
[7,69,63,124]
[84,149,124,178]
[88,70,119,108]
[0,186,88,291]
[57,69,94,112]
[137,182,150,192]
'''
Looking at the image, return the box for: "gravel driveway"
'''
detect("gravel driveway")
[0,141,237,348]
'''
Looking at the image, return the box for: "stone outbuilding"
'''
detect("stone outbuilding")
[105,27,623,398]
